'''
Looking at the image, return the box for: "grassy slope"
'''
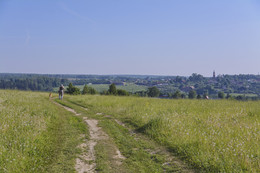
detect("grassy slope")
[59,98,191,173]
[0,90,87,172]
[65,95,260,173]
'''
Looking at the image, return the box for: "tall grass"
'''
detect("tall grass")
[67,95,260,172]
[0,90,86,172]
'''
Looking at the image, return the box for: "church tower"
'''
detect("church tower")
[213,70,216,78]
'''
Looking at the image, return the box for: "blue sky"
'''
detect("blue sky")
[1,0,260,76]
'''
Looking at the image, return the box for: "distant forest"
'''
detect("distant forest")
[0,73,69,91]
[0,73,260,99]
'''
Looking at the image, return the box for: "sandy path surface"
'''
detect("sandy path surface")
[52,101,81,116]
[75,118,107,173]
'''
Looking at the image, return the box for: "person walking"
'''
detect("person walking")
[58,84,65,100]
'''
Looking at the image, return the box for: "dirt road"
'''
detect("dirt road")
[54,100,195,173]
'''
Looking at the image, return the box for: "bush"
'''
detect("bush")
[147,86,160,97]
[172,90,181,99]
[218,91,225,99]
[66,83,80,95]
[188,90,197,99]
[108,84,117,95]
[82,85,97,95]
[117,89,129,96]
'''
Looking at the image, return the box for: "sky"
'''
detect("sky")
[1,0,260,77]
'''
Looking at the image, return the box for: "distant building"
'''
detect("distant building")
[213,70,216,78]
[182,86,195,92]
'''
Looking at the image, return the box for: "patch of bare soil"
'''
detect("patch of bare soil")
[75,117,104,173]
[113,149,126,166]
[114,119,126,127]
[76,117,127,172]
[52,101,81,116]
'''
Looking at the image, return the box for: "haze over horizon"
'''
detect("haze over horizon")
[1,0,260,77]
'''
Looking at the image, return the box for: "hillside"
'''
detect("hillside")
[63,94,260,172]
[0,90,87,172]
[0,90,259,172]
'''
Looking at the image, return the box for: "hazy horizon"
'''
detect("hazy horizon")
[1,0,260,76]
[1,71,260,78]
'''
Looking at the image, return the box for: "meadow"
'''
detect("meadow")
[0,90,87,172]
[1,89,259,172]
[65,95,260,172]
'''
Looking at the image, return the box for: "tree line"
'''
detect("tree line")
[66,83,129,96]
[65,83,258,101]
[0,77,69,91]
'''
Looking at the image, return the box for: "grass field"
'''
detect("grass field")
[65,95,260,172]
[230,93,258,97]
[0,90,87,172]
[1,89,259,172]
[53,83,147,93]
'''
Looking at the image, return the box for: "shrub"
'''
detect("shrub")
[117,89,129,96]
[147,86,160,97]
[66,83,80,95]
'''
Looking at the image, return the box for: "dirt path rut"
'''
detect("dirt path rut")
[75,118,106,173]
[54,101,125,173]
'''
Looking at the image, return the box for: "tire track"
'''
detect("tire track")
[54,101,125,173]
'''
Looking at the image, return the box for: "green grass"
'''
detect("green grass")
[65,95,260,173]
[99,118,184,172]
[53,83,147,93]
[60,98,186,172]
[2,90,259,172]
[0,90,87,172]
[230,93,258,97]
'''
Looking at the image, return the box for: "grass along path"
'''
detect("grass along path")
[0,91,87,172]
[64,95,260,172]
[112,118,194,172]
[57,98,195,172]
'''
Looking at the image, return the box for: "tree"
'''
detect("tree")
[117,89,129,96]
[89,87,97,95]
[188,90,197,99]
[197,94,202,99]
[66,83,74,94]
[218,91,225,99]
[66,83,80,95]
[108,83,117,95]
[82,85,97,95]
[189,73,204,82]
[147,86,160,97]
[82,85,90,95]
[172,90,181,99]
